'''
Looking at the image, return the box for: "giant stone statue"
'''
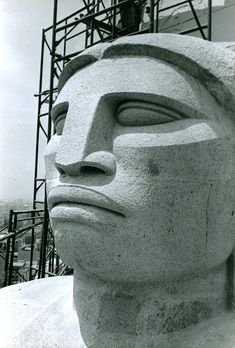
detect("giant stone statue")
[0,33,235,348]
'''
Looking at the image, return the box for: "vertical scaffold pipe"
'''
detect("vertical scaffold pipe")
[208,0,212,41]
[3,209,13,287]
[149,0,154,33]
[29,210,35,280]
[40,0,58,279]
[8,213,17,285]
[155,0,159,33]
[33,29,45,212]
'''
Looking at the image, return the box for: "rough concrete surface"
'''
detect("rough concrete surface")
[1,277,235,348]
[1,34,235,347]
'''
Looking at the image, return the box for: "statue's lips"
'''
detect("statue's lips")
[48,186,126,218]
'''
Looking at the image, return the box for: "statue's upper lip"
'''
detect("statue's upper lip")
[47,185,126,217]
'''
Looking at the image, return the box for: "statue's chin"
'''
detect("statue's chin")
[52,220,120,273]
[52,215,234,283]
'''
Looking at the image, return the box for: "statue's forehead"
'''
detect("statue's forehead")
[57,57,217,119]
[61,57,197,93]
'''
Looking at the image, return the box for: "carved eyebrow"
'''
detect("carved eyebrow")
[51,102,69,123]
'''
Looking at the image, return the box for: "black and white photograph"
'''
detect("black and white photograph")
[0,1,235,347]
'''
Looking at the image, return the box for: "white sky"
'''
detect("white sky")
[0,0,82,201]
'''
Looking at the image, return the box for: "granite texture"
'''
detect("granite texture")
[45,33,235,347]
[0,277,83,348]
[46,34,235,283]
[1,276,235,348]
[1,33,235,347]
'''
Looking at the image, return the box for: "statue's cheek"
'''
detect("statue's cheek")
[44,135,61,181]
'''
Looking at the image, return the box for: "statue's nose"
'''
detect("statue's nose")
[55,151,116,177]
[54,97,115,177]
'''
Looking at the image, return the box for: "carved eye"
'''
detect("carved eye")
[54,112,66,135]
[116,101,186,126]
[51,102,69,135]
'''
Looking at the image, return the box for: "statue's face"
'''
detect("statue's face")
[45,56,235,282]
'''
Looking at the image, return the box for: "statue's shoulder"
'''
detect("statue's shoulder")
[0,276,86,348]
[1,277,235,348]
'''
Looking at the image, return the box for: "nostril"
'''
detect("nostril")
[84,152,116,176]
[79,166,106,175]
[55,151,116,177]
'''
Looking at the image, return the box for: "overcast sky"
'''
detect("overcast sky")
[0,0,82,201]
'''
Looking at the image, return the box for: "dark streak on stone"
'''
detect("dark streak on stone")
[205,183,213,254]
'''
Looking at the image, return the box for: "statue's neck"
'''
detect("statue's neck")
[73,265,227,348]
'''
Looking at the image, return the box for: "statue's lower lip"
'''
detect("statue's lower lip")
[50,202,124,228]
[52,201,125,217]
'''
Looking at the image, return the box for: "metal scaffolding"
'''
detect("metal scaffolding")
[1,0,213,285]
